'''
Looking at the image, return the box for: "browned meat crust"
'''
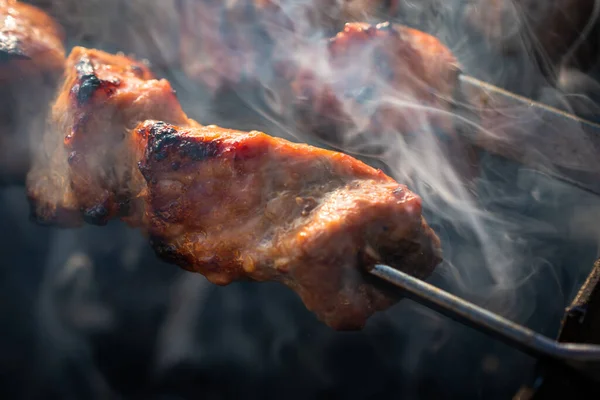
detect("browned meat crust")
[27,47,199,226]
[134,120,442,330]
[283,22,460,151]
[27,46,442,330]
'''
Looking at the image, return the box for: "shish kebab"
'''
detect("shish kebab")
[3,0,595,368]
[27,46,443,331]
[23,47,600,370]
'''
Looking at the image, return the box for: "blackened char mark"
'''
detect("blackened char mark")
[73,57,102,105]
[82,203,110,225]
[0,33,30,62]
[73,57,112,106]
[146,122,221,162]
[150,237,193,270]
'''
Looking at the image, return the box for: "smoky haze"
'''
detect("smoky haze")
[2,0,600,399]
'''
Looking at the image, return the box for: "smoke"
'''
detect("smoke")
[4,0,600,398]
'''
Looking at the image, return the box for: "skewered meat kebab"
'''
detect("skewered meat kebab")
[0,0,65,184]
[27,46,442,330]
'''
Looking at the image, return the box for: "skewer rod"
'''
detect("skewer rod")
[370,264,600,362]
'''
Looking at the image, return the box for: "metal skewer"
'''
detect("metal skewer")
[370,264,600,366]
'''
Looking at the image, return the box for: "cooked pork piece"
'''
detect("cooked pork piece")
[0,0,65,183]
[284,22,460,152]
[134,120,442,330]
[27,47,199,227]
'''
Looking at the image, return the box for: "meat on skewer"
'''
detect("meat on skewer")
[0,0,65,183]
[27,46,199,227]
[135,120,441,330]
[27,47,442,330]
[282,22,460,152]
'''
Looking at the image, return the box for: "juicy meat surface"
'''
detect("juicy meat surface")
[0,0,65,183]
[27,47,198,226]
[134,120,442,330]
[284,22,460,152]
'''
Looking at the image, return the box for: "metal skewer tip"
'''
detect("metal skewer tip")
[369,264,600,365]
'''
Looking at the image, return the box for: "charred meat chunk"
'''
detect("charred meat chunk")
[27,47,199,227]
[134,120,442,330]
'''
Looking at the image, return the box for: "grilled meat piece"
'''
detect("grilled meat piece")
[0,0,65,184]
[134,120,441,330]
[27,47,198,227]
[283,22,460,153]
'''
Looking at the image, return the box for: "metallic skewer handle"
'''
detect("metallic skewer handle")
[370,264,600,365]
[454,75,600,196]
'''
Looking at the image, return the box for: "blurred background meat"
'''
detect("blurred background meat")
[279,22,460,154]
[0,0,65,185]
